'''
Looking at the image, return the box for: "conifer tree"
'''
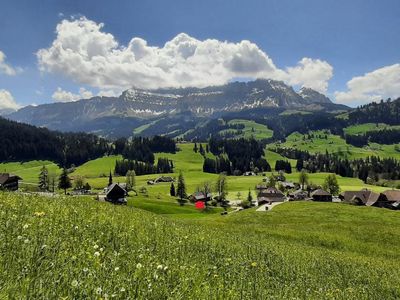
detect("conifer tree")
[38,165,49,191]
[170,182,176,197]
[176,171,187,206]
[58,168,71,195]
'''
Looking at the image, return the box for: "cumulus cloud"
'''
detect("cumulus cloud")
[52,87,93,102]
[335,64,400,105]
[37,16,333,93]
[284,58,333,93]
[0,89,20,111]
[0,50,20,76]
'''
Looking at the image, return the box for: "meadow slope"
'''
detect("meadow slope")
[0,193,399,299]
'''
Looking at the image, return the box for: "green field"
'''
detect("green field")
[219,119,273,140]
[344,123,400,135]
[0,192,399,299]
[275,130,400,160]
[0,160,61,185]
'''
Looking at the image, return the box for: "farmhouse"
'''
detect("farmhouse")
[105,183,128,205]
[288,189,308,201]
[0,173,22,191]
[380,190,400,210]
[189,191,212,202]
[311,189,332,202]
[339,190,380,206]
[257,187,286,205]
[147,176,175,185]
[279,181,295,189]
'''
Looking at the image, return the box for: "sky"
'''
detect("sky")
[0,0,399,111]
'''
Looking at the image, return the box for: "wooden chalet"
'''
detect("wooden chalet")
[189,191,212,202]
[311,189,332,202]
[257,187,286,205]
[105,183,128,205]
[0,173,22,191]
[339,190,380,206]
[380,190,400,210]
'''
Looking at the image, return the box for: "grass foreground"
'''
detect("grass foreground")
[0,192,399,299]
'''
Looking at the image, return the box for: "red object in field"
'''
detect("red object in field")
[195,201,205,209]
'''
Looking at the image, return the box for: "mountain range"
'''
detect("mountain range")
[7,79,348,138]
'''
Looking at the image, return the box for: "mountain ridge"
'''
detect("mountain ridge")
[8,79,348,137]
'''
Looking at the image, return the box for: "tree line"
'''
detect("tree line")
[114,157,174,176]
[274,147,400,183]
[203,137,271,175]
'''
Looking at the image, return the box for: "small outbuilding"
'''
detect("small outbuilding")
[105,183,128,205]
[0,173,22,191]
[311,189,332,202]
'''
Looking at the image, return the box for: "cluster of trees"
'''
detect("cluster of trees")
[0,117,110,167]
[203,155,232,174]
[345,128,400,147]
[274,160,292,173]
[183,118,246,141]
[115,136,176,164]
[114,157,173,176]
[273,148,400,183]
[346,98,400,125]
[193,142,209,156]
[205,137,270,174]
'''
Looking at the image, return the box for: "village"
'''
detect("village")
[1,169,399,212]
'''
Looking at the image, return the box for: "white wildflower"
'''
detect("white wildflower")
[93,244,99,249]
[94,251,100,257]
[136,263,142,269]
[71,280,79,287]
[114,267,120,271]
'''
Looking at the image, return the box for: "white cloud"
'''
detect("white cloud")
[37,17,333,93]
[335,64,400,105]
[0,89,20,111]
[284,58,333,93]
[0,50,20,76]
[52,87,93,102]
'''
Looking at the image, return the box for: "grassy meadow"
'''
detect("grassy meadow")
[274,130,400,160]
[219,119,273,140]
[0,192,399,299]
[344,123,400,135]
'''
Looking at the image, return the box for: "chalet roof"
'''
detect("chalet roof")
[106,183,127,196]
[382,190,400,202]
[340,190,380,206]
[191,191,212,200]
[311,189,331,197]
[0,173,22,185]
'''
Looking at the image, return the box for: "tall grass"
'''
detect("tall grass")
[0,192,399,299]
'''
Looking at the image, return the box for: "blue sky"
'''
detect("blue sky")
[0,0,399,109]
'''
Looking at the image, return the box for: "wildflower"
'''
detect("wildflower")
[34,211,46,217]
[24,239,30,244]
[114,267,120,272]
[83,267,89,273]
[100,247,104,252]
[138,254,143,259]
[157,264,163,270]
[23,224,29,229]
[74,225,78,230]
[94,251,100,257]
[96,287,102,295]
[17,235,23,240]
[41,244,47,249]
[163,266,168,271]
[71,280,79,287]
[213,266,217,270]
[136,263,142,269]
[251,262,257,267]
[93,244,99,250]
[120,287,126,292]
